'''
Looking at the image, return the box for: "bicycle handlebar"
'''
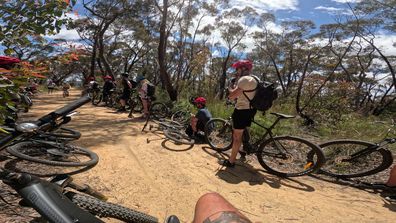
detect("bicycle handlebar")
[37,96,90,125]
[0,168,103,223]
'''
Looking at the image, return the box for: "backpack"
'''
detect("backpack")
[243,76,278,111]
[147,83,156,97]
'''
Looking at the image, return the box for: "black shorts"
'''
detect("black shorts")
[120,89,131,100]
[231,109,257,129]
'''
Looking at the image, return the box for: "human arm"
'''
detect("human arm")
[228,87,243,100]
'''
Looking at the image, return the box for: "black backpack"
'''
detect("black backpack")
[147,83,156,97]
[243,76,278,111]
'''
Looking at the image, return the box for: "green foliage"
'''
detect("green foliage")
[206,98,394,146]
[0,0,74,52]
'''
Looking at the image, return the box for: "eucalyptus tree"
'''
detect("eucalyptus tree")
[0,0,75,55]
[215,6,259,99]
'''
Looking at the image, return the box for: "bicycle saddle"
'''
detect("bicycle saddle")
[270,112,295,119]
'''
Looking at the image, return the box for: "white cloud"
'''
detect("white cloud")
[48,28,80,41]
[230,0,299,13]
[331,0,362,3]
[375,34,396,56]
[315,6,352,15]
[46,13,81,41]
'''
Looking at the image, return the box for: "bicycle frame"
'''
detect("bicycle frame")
[249,118,282,149]
[0,96,90,150]
[1,168,104,223]
[344,138,395,162]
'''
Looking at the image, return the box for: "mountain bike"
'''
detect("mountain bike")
[127,89,144,116]
[0,168,159,223]
[0,96,99,167]
[170,97,197,125]
[204,112,325,177]
[149,119,195,145]
[319,121,395,178]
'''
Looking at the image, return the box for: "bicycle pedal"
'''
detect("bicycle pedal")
[304,162,313,170]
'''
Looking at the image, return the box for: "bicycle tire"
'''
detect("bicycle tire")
[46,127,81,140]
[158,120,184,130]
[257,136,325,177]
[128,96,143,113]
[163,129,195,145]
[68,192,158,223]
[6,141,99,167]
[150,102,168,120]
[204,118,232,152]
[171,110,189,124]
[106,94,117,108]
[92,93,102,105]
[319,140,393,178]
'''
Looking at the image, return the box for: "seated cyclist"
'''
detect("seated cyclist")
[185,97,212,141]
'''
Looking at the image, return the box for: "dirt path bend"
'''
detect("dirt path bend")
[13,90,396,223]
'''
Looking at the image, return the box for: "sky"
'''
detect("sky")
[4,0,396,56]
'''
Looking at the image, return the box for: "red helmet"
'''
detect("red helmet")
[104,75,112,80]
[231,59,253,71]
[194,97,206,107]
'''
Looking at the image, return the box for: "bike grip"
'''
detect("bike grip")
[0,132,20,149]
[37,96,90,125]
[16,177,104,223]
[52,96,91,117]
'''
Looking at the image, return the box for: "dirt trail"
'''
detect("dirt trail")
[11,90,396,222]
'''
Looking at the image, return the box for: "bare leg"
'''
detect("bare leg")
[229,129,243,164]
[191,117,198,133]
[120,99,126,107]
[142,99,149,116]
[386,165,396,187]
[193,192,251,223]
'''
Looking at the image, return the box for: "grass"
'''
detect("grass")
[205,99,395,150]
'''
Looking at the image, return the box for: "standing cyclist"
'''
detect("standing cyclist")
[102,75,115,103]
[222,60,257,167]
[118,73,132,112]
[135,75,151,119]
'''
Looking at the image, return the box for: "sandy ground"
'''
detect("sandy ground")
[4,89,396,223]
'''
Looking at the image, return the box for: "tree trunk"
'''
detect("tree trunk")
[158,0,177,101]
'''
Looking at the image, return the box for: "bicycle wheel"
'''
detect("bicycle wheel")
[68,192,158,223]
[204,118,232,152]
[128,97,143,112]
[6,141,99,167]
[150,102,168,120]
[163,129,195,145]
[319,140,393,178]
[92,93,102,105]
[171,110,189,124]
[257,136,325,177]
[46,127,81,141]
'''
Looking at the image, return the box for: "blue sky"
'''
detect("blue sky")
[2,0,395,56]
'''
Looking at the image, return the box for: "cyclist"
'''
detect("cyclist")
[166,192,252,223]
[47,78,56,94]
[185,97,212,142]
[62,82,71,97]
[135,75,150,118]
[102,75,115,102]
[222,59,257,167]
[118,72,132,112]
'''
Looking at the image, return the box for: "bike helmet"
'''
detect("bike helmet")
[135,75,146,83]
[121,72,129,77]
[231,59,253,71]
[194,97,206,108]
[104,75,112,80]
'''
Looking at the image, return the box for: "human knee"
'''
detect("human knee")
[197,192,222,204]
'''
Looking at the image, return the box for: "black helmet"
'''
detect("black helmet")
[121,72,129,77]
